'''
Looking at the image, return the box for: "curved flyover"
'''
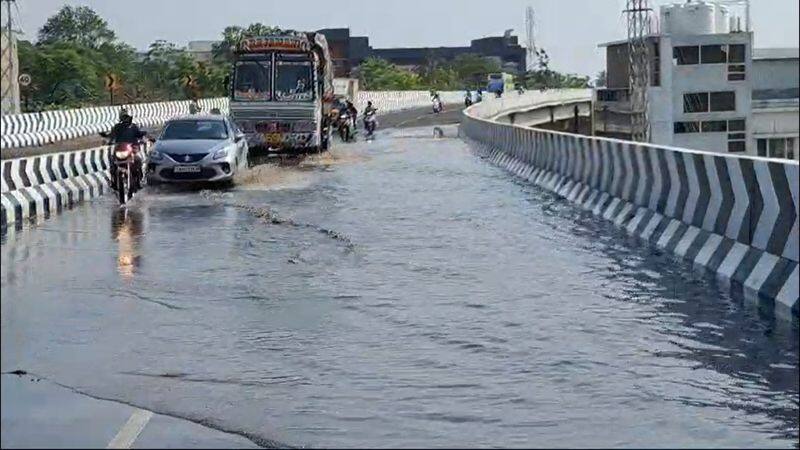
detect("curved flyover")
[460,90,799,316]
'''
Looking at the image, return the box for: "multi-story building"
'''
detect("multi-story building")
[594,1,798,160]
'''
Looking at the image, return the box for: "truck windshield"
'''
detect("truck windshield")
[274,58,313,102]
[233,60,271,101]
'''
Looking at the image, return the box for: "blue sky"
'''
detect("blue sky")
[12,0,800,77]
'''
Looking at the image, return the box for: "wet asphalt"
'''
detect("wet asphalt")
[1,110,798,448]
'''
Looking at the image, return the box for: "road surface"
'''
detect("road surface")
[2,121,798,448]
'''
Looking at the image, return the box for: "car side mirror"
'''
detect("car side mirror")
[234,133,244,142]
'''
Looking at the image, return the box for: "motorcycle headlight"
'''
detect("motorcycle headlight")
[213,148,228,160]
[115,150,131,160]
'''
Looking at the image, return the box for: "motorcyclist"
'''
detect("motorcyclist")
[346,101,358,129]
[103,112,146,191]
[476,89,483,103]
[464,90,473,107]
[363,101,378,135]
[432,93,443,113]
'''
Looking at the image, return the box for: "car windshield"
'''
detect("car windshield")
[161,120,228,140]
[233,60,271,101]
[274,57,313,102]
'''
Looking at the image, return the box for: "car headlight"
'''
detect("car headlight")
[213,148,228,160]
[149,151,164,161]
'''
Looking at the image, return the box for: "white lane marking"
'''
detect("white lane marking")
[107,408,153,449]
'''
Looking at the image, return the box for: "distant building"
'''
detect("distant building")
[186,29,527,79]
[594,1,798,160]
[1,29,20,115]
[317,28,527,78]
[186,40,216,63]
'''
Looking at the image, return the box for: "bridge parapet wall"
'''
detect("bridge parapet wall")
[461,90,799,315]
[1,92,464,151]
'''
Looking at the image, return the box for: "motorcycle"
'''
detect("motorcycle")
[100,132,145,205]
[363,109,377,139]
[112,141,144,205]
[432,97,443,114]
[338,111,353,142]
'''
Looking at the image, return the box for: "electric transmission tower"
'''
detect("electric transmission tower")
[525,6,536,71]
[1,0,19,114]
[624,0,652,143]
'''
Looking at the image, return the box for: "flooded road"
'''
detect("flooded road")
[2,126,798,448]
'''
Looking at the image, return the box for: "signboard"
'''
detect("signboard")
[18,73,31,87]
[105,73,119,90]
[238,35,310,53]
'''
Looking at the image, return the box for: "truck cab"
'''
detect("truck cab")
[229,32,333,152]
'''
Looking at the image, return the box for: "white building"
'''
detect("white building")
[751,48,799,159]
[594,1,798,161]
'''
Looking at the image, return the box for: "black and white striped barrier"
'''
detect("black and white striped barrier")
[1,147,112,228]
[1,92,465,151]
[461,102,799,315]
[1,98,228,150]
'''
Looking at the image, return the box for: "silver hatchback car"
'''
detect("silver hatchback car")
[146,114,248,184]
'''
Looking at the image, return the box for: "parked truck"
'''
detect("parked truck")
[228,31,333,152]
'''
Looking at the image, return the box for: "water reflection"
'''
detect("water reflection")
[517,182,800,442]
[111,208,145,281]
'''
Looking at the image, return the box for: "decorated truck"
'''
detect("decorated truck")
[228,31,334,152]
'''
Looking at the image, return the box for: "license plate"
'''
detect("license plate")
[173,165,201,173]
[266,132,282,144]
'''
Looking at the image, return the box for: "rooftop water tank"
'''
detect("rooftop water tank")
[714,5,730,34]
[661,1,719,36]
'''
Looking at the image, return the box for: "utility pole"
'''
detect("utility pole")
[624,0,652,143]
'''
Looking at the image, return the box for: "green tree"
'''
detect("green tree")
[524,47,590,90]
[450,54,501,88]
[20,41,102,109]
[594,70,607,87]
[37,6,116,49]
[212,23,282,63]
[358,57,423,90]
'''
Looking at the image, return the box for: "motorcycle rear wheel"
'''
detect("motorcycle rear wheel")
[116,171,126,205]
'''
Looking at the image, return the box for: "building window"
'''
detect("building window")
[674,121,700,133]
[758,138,796,159]
[701,45,728,63]
[728,44,746,63]
[728,141,746,152]
[728,133,746,140]
[684,92,709,113]
[651,41,661,86]
[757,139,767,156]
[702,120,728,132]
[728,119,746,131]
[710,91,736,112]
[674,44,746,65]
[728,62,746,81]
[674,46,700,65]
